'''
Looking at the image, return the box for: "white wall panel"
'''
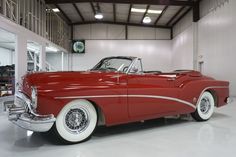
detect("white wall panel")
[172,26,193,70]
[73,24,170,40]
[173,11,193,38]
[198,0,236,96]
[156,28,171,40]
[128,26,156,39]
[0,47,14,66]
[74,25,91,39]
[71,40,172,72]
[172,11,194,70]
[172,0,236,96]
[91,24,107,39]
[107,25,126,39]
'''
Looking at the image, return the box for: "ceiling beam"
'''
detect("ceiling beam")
[72,21,171,29]
[113,3,116,22]
[193,0,200,22]
[45,0,194,6]
[171,7,192,26]
[90,2,96,15]
[166,6,185,26]
[154,5,168,25]
[97,2,101,11]
[141,5,150,23]
[127,4,132,23]
[55,4,72,24]
[72,3,85,22]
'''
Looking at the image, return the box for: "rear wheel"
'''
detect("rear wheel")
[191,91,215,121]
[53,99,97,144]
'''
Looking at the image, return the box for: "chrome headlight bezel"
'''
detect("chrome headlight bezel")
[31,86,38,109]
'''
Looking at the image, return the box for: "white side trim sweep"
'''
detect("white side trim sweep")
[55,95,196,109]
[54,86,228,110]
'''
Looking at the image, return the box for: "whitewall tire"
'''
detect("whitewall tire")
[191,91,215,121]
[54,99,97,143]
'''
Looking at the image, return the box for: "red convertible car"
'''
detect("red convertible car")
[6,56,230,143]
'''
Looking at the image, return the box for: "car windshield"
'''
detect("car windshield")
[92,57,133,72]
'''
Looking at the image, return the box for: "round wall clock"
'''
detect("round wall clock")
[73,41,85,53]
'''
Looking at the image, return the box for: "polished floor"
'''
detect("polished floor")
[0,99,235,157]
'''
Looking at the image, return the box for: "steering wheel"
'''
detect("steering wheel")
[122,66,129,72]
[106,67,117,71]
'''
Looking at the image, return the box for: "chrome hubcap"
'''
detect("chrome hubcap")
[200,97,211,114]
[65,108,89,134]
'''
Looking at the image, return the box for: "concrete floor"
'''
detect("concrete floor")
[0,99,235,157]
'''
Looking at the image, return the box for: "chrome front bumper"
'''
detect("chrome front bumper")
[6,92,56,132]
[226,97,233,104]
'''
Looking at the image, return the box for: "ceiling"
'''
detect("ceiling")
[45,0,201,29]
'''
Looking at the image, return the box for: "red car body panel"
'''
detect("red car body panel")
[21,70,229,126]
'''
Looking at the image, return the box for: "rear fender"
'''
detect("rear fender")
[180,80,229,107]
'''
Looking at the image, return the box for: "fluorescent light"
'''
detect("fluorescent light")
[95,12,103,20]
[52,8,60,12]
[131,8,146,13]
[46,46,58,52]
[143,16,152,24]
[131,8,162,14]
[148,9,162,14]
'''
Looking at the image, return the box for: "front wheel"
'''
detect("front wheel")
[191,91,215,121]
[53,99,97,144]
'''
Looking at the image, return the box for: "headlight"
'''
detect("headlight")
[31,87,38,109]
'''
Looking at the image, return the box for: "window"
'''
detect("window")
[129,59,143,74]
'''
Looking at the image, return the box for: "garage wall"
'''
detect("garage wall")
[198,0,236,96]
[0,47,14,66]
[71,40,172,72]
[172,11,194,70]
[73,24,171,40]
[172,0,236,96]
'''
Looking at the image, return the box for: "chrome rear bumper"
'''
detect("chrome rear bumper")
[6,92,56,132]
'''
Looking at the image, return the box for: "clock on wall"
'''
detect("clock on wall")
[72,40,85,53]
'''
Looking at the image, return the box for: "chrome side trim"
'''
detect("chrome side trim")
[55,95,196,109]
[55,86,229,110]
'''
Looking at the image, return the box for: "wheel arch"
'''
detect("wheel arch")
[87,99,106,126]
[205,89,218,107]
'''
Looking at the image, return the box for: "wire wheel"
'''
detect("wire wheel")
[54,99,97,143]
[191,91,215,121]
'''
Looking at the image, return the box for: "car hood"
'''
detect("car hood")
[22,71,119,95]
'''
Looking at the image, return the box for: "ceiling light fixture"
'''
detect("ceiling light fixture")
[131,8,162,14]
[143,15,152,24]
[94,2,103,20]
[46,46,58,52]
[131,8,146,13]
[52,8,60,12]
[95,12,103,20]
[148,9,162,14]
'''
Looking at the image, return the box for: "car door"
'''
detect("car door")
[127,60,180,118]
[98,72,129,125]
